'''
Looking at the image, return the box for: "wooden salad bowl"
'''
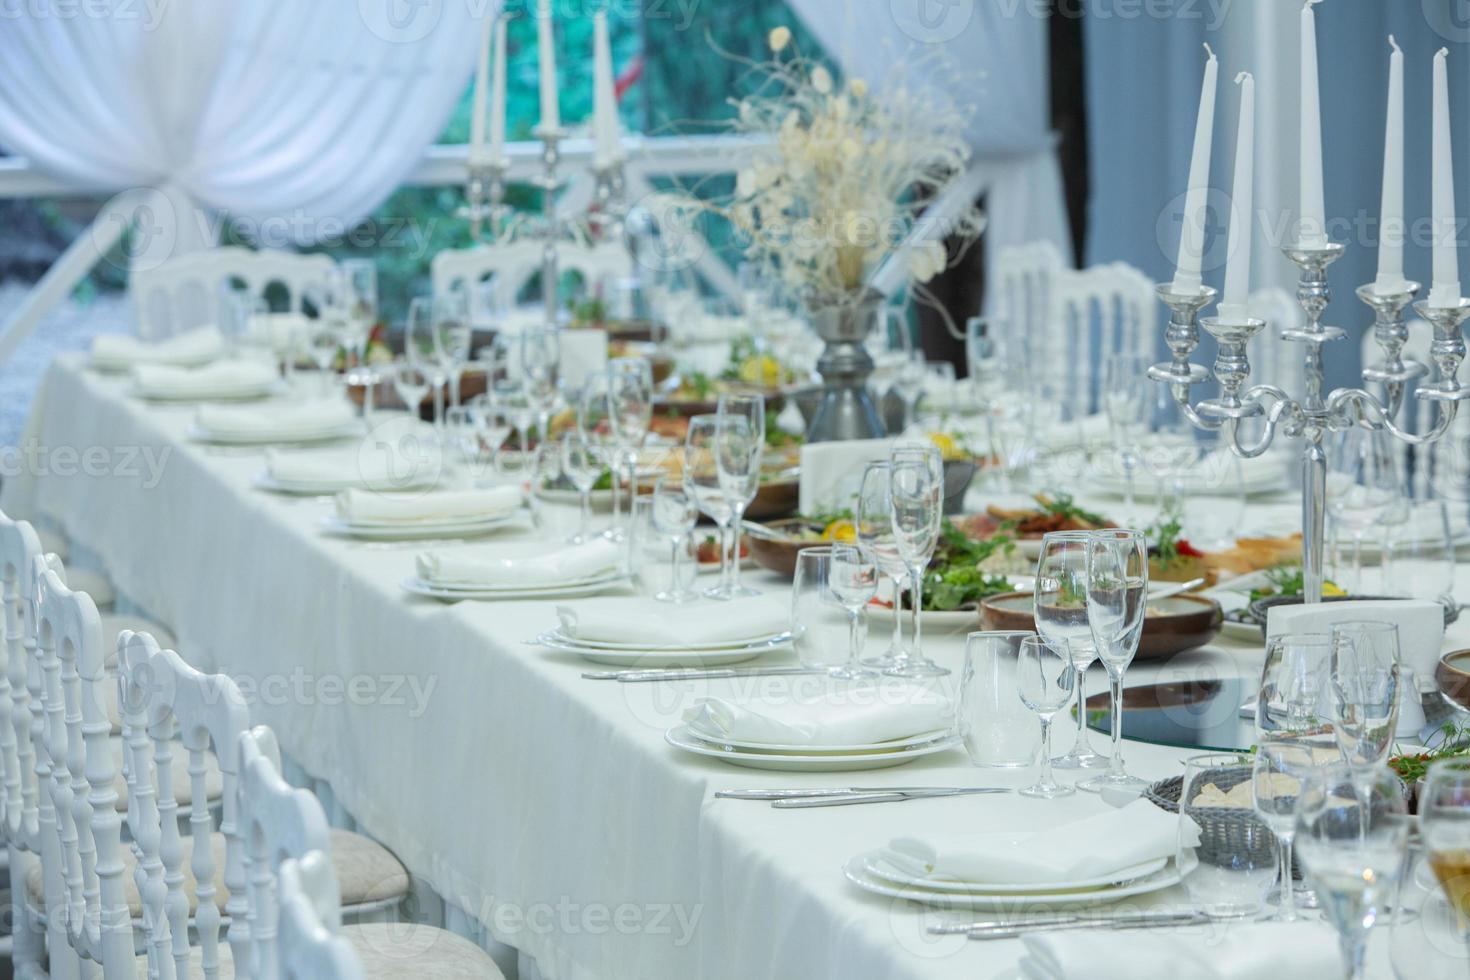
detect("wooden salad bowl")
[979,592,1225,662]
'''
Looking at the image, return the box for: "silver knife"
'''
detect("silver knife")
[716,786,989,800]
[931,910,1206,939]
[580,666,819,682]
[772,788,1011,808]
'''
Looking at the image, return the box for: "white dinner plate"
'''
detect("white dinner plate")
[664,725,961,772]
[188,421,361,446]
[685,727,954,755]
[842,853,1182,909]
[252,471,439,496]
[860,852,1169,895]
[533,629,792,667]
[319,513,520,540]
[535,627,791,654]
[400,574,627,602]
[132,378,280,402]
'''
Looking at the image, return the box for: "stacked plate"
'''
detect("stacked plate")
[403,539,628,601]
[132,359,280,402]
[665,725,959,772]
[323,511,520,541]
[190,401,360,446]
[536,627,792,667]
[842,851,1181,909]
[402,569,626,601]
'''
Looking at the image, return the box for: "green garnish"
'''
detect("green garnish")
[918,520,1016,611]
[1038,492,1107,528]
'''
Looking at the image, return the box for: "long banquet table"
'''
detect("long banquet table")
[3,353,1422,979]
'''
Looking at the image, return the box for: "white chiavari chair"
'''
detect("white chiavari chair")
[277,854,363,980]
[132,247,337,340]
[432,241,634,325]
[238,726,503,979]
[1052,262,1156,418]
[992,240,1066,378]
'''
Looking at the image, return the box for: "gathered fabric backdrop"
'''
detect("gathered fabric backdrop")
[0,0,488,257]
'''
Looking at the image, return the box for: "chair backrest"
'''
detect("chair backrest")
[432,241,634,324]
[132,247,338,340]
[238,725,333,980]
[277,854,363,980]
[1052,262,1157,417]
[991,241,1066,379]
[33,554,136,973]
[0,513,42,856]
[116,630,251,980]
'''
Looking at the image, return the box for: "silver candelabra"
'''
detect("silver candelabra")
[457,157,513,243]
[1149,242,1470,604]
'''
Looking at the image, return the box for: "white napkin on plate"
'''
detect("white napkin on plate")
[557,594,788,647]
[133,359,278,398]
[882,800,1194,885]
[196,400,356,440]
[1019,922,1339,980]
[417,538,621,588]
[92,325,223,368]
[335,486,520,524]
[267,447,433,491]
[1266,598,1444,679]
[684,680,952,746]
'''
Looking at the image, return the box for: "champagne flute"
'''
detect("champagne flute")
[856,462,909,670]
[1295,764,1409,980]
[1420,757,1470,958]
[342,259,378,414]
[1033,530,1103,770]
[886,444,946,677]
[1327,426,1405,592]
[827,543,878,679]
[607,358,653,541]
[717,391,764,597]
[685,415,734,599]
[1015,635,1076,798]
[406,297,449,432]
[1102,354,1149,522]
[433,288,472,410]
[561,427,599,544]
[579,372,620,530]
[1252,738,1315,922]
[467,395,511,483]
[520,328,561,451]
[1078,528,1149,793]
[390,360,430,422]
[652,477,698,603]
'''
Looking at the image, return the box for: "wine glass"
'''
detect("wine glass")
[1252,737,1316,922]
[1329,621,1401,780]
[520,328,561,451]
[1033,530,1103,770]
[1386,499,1457,610]
[1078,528,1149,794]
[342,259,378,412]
[1014,635,1076,799]
[1419,758,1470,964]
[651,477,698,603]
[1256,633,1334,739]
[827,544,878,679]
[390,360,431,422]
[964,319,1006,485]
[717,391,764,597]
[1176,752,1277,918]
[1141,392,1201,516]
[607,358,653,541]
[886,444,946,677]
[856,462,909,671]
[1102,354,1149,522]
[406,297,449,431]
[305,314,342,398]
[433,289,472,410]
[1327,426,1405,592]
[561,427,599,544]
[467,395,511,482]
[1295,764,1409,980]
[684,415,734,599]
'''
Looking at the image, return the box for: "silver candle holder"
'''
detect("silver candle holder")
[533,125,568,330]
[1149,241,1470,604]
[457,157,513,242]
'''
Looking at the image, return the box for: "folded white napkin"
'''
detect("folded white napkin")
[335,486,520,524]
[133,359,278,398]
[417,538,621,587]
[92,326,223,368]
[798,438,894,515]
[1019,922,1339,980]
[684,680,952,746]
[882,800,1194,885]
[267,446,433,491]
[196,400,356,441]
[1266,598,1444,679]
[557,594,789,647]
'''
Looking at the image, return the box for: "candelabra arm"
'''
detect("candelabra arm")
[1169,386,1225,432]
[1325,387,1460,446]
[1221,394,1297,459]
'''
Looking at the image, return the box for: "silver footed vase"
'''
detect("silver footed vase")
[805,289,887,442]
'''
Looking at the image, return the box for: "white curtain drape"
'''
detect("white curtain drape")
[787,0,1074,302]
[0,0,487,251]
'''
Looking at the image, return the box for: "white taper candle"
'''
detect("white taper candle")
[536,0,560,133]
[1219,72,1255,322]
[1375,36,1405,292]
[1430,47,1461,307]
[1172,43,1218,295]
[469,14,491,164]
[1299,0,1327,246]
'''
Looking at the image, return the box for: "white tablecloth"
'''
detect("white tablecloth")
[2,354,1413,980]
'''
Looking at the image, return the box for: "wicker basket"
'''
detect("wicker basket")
[1145,769,1302,880]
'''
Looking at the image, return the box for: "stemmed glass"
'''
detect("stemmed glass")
[1015,635,1076,799]
[827,544,878,679]
[390,361,431,422]
[607,358,654,542]
[342,259,378,414]
[305,302,343,398]
[964,318,1005,487]
[856,462,909,671]
[1420,758,1470,959]
[520,329,561,452]
[1295,765,1409,980]
[1251,738,1315,922]
[886,444,946,677]
[1142,393,1201,516]
[1328,620,1401,781]
[651,477,698,603]
[1327,426,1405,592]
[717,391,764,597]
[1033,531,1103,770]
[467,395,511,483]
[561,427,599,544]
[1102,354,1149,522]
[684,415,734,599]
[433,289,472,410]
[406,297,449,431]
[1078,528,1149,793]
[1256,633,1334,739]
